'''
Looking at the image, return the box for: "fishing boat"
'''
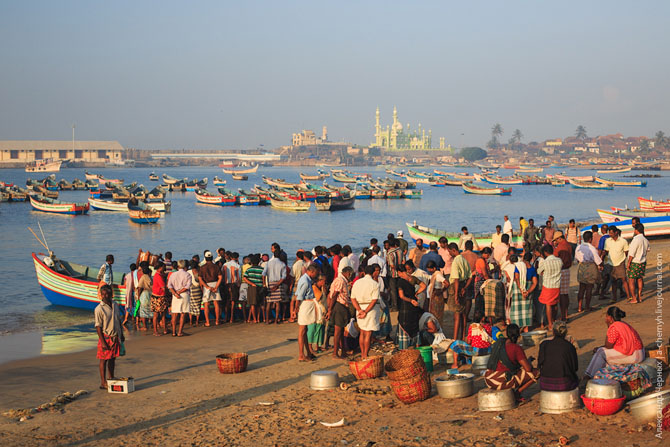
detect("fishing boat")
[232,174,248,181]
[401,189,423,199]
[585,215,670,239]
[594,177,647,187]
[568,179,614,190]
[431,176,463,186]
[128,201,160,224]
[596,166,631,174]
[237,189,262,205]
[262,176,295,188]
[149,172,159,181]
[462,182,512,195]
[331,173,359,183]
[89,197,171,212]
[4,186,29,201]
[162,174,183,185]
[213,176,227,186]
[32,253,127,310]
[30,195,89,215]
[551,179,566,187]
[517,166,543,173]
[315,193,355,211]
[638,197,670,212]
[84,171,100,181]
[482,175,523,185]
[300,172,321,181]
[222,164,258,175]
[58,179,73,190]
[598,208,670,223]
[194,189,237,206]
[184,178,208,191]
[406,222,523,249]
[98,176,124,186]
[0,190,9,202]
[405,174,441,184]
[33,185,59,199]
[269,193,311,212]
[25,158,62,173]
[71,179,86,190]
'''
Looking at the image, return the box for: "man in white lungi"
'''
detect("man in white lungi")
[296,264,320,361]
[351,264,381,359]
[167,260,192,337]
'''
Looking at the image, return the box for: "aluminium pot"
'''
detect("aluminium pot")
[522,330,547,347]
[435,373,475,399]
[471,355,490,373]
[628,390,670,423]
[478,388,516,412]
[310,370,340,390]
[585,379,622,399]
[539,388,582,414]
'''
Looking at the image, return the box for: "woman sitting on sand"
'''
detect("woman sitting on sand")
[583,306,645,381]
[537,321,579,391]
[446,311,494,369]
[484,324,539,400]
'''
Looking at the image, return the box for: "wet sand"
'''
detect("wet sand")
[0,241,669,447]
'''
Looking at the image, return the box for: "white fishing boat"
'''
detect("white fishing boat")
[222,164,259,174]
[596,166,631,174]
[25,159,63,173]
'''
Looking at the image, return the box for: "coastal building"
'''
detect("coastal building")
[372,106,442,150]
[0,140,124,165]
[292,127,328,147]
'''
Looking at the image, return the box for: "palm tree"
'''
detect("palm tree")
[491,123,503,140]
[575,125,588,141]
[638,139,650,153]
[655,131,667,150]
[512,129,523,144]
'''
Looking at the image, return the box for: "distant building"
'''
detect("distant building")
[0,140,124,164]
[292,126,328,147]
[372,106,441,150]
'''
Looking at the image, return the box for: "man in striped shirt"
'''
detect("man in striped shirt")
[537,245,563,331]
[385,238,404,310]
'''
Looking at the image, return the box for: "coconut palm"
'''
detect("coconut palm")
[655,131,667,150]
[575,125,588,141]
[491,123,503,140]
[512,129,523,144]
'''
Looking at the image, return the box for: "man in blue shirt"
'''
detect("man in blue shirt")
[97,254,114,286]
[596,224,610,298]
[296,264,319,361]
[419,241,445,271]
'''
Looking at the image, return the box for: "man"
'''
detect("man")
[167,260,192,336]
[425,260,446,322]
[122,263,136,326]
[369,238,380,255]
[263,243,287,324]
[491,225,503,248]
[419,241,444,271]
[368,245,387,276]
[503,215,513,238]
[590,224,602,249]
[385,238,404,310]
[344,244,360,274]
[596,224,611,298]
[603,227,630,303]
[537,245,563,331]
[519,217,529,236]
[438,236,453,278]
[493,234,510,266]
[199,250,222,326]
[97,254,114,285]
[243,255,264,324]
[397,230,409,258]
[296,264,319,361]
[223,252,242,323]
[338,246,353,276]
[574,232,603,313]
[405,260,431,309]
[460,240,478,319]
[351,264,381,359]
[627,223,649,304]
[409,238,427,268]
[542,220,555,247]
[329,244,342,278]
[290,251,307,322]
[163,251,174,272]
[448,243,472,340]
[327,266,354,359]
[523,219,540,255]
[458,226,480,251]
[553,231,573,321]
[95,284,123,389]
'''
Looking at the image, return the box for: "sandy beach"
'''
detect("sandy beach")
[1,242,668,447]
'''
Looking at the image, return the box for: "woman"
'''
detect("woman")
[484,324,539,400]
[307,275,327,353]
[122,263,136,326]
[447,311,494,369]
[151,262,168,336]
[396,270,426,349]
[136,265,153,331]
[425,261,446,323]
[538,321,578,391]
[522,252,540,328]
[188,261,203,326]
[583,306,645,380]
[504,254,531,332]
[473,248,492,317]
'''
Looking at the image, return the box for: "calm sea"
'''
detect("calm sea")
[0,165,666,362]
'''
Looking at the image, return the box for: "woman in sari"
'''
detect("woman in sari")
[473,247,492,317]
[188,261,203,327]
[396,271,426,349]
[307,275,327,353]
[504,255,531,331]
[425,261,446,323]
[136,265,153,331]
[538,321,578,391]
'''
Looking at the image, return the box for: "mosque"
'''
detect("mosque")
[372,106,446,150]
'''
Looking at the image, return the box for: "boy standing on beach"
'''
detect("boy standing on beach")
[95,284,123,389]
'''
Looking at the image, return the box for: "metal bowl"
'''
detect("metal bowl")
[478,388,516,412]
[435,373,475,399]
[585,379,622,399]
[471,355,490,372]
[628,390,670,423]
[310,370,340,390]
[522,330,548,347]
[539,388,582,414]
[639,358,662,386]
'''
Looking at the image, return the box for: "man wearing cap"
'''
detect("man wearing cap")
[199,251,222,326]
[167,260,192,336]
[396,230,409,258]
[553,231,573,321]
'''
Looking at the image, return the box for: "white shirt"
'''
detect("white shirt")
[627,233,650,263]
[604,237,629,266]
[575,242,602,265]
[458,233,480,251]
[351,275,380,305]
[338,255,352,275]
[368,254,387,276]
[412,268,431,300]
[428,270,445,297]
[503,220,513,237]
[348,253,360,274]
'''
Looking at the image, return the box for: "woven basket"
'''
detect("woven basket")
[390,370,432,404]
[216,353,248,374]
[385,349,426,382]
[349,356,384,380]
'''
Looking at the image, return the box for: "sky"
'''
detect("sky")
[1,1,669,150]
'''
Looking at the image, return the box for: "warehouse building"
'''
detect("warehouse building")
[0,140,124,165]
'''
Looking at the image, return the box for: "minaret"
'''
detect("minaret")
[375,107,381,146]
[393,106,398,128]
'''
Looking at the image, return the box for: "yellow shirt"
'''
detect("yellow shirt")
[520,219,529,235]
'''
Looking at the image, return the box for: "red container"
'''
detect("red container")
[581,394,626,415]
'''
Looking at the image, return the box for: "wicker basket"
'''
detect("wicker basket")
[349,356,384,380]
[390,370,432,404]
[385,349,426,382]
[216,353,248,374]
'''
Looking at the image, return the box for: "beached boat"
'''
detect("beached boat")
[598,208,670,223]
[596,166,631,174]
[212,176,227,186]
[462,182,512,195]
[406,222,523,249]
[128,201,160,224]
[25,159,62,173]
[586,215,670,239]
[568,179,614,190]
[232,174,248,181]
[30,195,89,215]
[32,253,127,310]
[194,189,237,206]
[315,193,355,211]
[638,197,670,212]
[149,172,159,181]
[269,194,311,212]
[482,176,523,185]
[222,164,259,175]
[594,177,647,187]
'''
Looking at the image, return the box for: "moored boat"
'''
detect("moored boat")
[232,174,248,181]
[300,172,321,181]
[598,208,670,223]
[25,159,62,173]
[462,182,512,195]
[596,166,631,174]
[30,195,89,215]
[269,193,311,211]
[568,179,614,190]
[594,177,647,187]
[162,174,183,185]
[482,175,523,185]
[213,176,227,186]
[128,201,161,223]
[84,171,100,181]
[315,193,355,211]
[638,196,670,212]
[586,215,670,239]
[406,222,523,249]
[149,172,159,181]
[194,189,237,206]
[222,164,259,175]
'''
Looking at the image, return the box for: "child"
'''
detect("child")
[95,284,123,389]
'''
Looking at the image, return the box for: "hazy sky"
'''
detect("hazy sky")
[1,1,668,150]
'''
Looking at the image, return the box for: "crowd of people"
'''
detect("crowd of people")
[92,217,652,398]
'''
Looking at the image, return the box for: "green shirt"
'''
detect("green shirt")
[449,255,471,283]
[244,265,264,287]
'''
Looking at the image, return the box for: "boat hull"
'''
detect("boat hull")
[406,223,523,249]
[222,165,259,174]
[30,196,89,214]
[462,183,512,195]
[587,215,670,239]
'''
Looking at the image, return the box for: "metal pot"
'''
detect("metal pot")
[522,330,548,347]
[310,370,340,390]
[435,373,475,399]
[471,355,490,373]
[639,357,662,386]
[585,379,622,399]
[436,350,454,365]
[478,388,516,412]
[628,390,670,423]
[539,388,582,414]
